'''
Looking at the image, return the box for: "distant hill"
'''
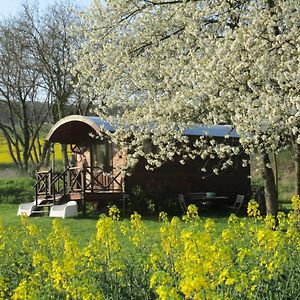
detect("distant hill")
[0,101,50,125]
[0,100,95,125]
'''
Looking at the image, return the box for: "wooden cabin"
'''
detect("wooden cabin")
[34,115,251,212]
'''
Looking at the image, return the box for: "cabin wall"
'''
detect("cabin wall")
[122,136,251,202]
[112,145,126,171]
[72,143,125,174]
[126,152,251,202]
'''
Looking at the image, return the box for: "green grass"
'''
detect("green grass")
[0,204,231,248]
[0,205,100,247]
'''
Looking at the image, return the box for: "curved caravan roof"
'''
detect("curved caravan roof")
[45,115,114,144]
[46,115,239,144]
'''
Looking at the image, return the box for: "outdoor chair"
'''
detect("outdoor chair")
[226,194,245,213]
[178,194,187,213]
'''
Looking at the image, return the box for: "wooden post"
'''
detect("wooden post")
[61,144,69,169]
[122,194,126,218]
[35,183,38,206]
[90,144,94,192]
[122,177,126,217]
[81,166,87,215]
[51,143,55,173]
[48,169,52,197]
[63,171,66,198]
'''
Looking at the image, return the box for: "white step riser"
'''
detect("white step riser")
[31,211,49,214]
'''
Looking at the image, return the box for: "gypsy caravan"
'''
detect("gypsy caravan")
[27,115,250,215]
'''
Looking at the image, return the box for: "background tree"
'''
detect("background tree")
[22,1,84,167]
[0,16,48,172]
[0,1,92,171]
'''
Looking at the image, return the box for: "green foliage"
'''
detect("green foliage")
[0,177,34,204]
[128,185,179,215]
[127,185,153,215]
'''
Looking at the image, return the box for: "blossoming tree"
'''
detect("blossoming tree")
[74,0,299,215]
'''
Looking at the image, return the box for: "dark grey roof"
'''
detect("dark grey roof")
[87,116,115,132]
[46,115,239,143]
[183,125,239,138]
[87,116,239,138]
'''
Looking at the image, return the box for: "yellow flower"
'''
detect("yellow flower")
[247,199,261,219]
[292,195,300,212]
[180,276,208,298]
[130,212,142,230]
[108,205,120,221]
[204,218,215,233]
[159,211,168,223]
[27,224,39,236]
[182,204,199,222]
[265,215,276,229]
[0,276,8,299]
[228,213,238,224]
[11,278,33,300]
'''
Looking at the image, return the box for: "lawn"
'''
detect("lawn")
[0,204,231,248]
[0,204,100,247]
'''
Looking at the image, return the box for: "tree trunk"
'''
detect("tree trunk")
[272,150,279,196]
[295,143,300,196]
[22,107,30,172]
[261,153,278,216]
[35,140,51,171]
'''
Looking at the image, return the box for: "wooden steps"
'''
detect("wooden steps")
[30,210,49,215]
[30,195,62,215]
[69,193,82,201]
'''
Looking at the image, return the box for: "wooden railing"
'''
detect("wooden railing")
[50,167,70,203]
[34,169,52,205]
[34,166,124,203]
[86,167,123,192]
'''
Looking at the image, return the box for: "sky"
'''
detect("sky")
[0,0,93,19]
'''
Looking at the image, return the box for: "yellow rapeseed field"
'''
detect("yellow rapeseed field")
[0,134,63,164]
[1,197,300,299]
[0,135,13,164]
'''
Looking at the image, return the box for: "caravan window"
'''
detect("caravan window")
[93,140,112,171]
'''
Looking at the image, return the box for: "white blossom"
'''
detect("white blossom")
[73,0,299,171]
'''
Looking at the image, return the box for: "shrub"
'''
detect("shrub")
[127,185,153,215]
[127,185,180,215]
[0,177,34,204]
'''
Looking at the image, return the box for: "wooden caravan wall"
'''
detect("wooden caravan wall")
[72,141,125,192]
[74,141,126,172]
[126,138,251,201]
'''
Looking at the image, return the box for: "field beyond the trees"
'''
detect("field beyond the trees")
[1,200,300,299]
[0,134,64,165]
